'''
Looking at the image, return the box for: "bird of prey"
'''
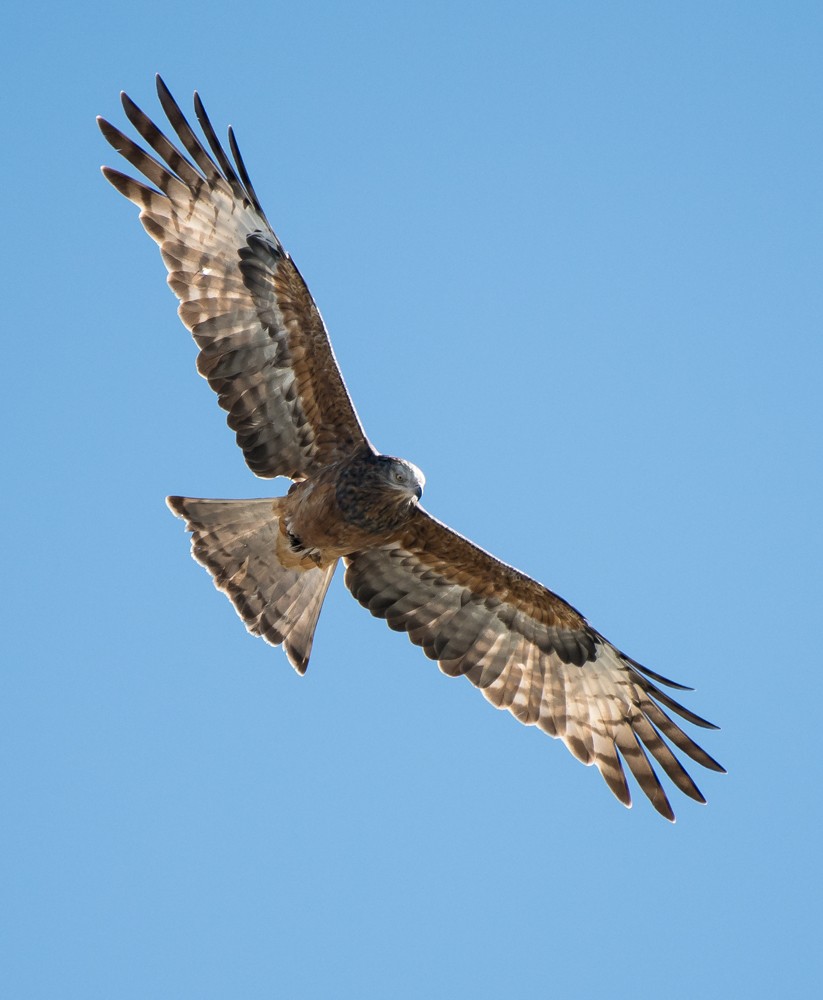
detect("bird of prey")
[98,77,723,821]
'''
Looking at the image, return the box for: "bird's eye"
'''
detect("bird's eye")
[395,471,404,482]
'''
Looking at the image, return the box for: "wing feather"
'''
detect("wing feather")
[99,76,369,480]
[344,508,724,820]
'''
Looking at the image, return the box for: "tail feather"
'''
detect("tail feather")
[167,496,336,673]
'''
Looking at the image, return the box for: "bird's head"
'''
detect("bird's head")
[380,456,425,503]
[336,451,426,532]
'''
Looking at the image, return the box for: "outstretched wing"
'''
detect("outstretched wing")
[98,76,368,480]
[344,508,724,820]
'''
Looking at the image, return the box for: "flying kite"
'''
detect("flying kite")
[98,77,723,820]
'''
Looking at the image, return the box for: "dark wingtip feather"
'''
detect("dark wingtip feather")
[193,90,241,188]
[155,75,183,124]
[648,787,676,822]
[656,797,676,822]
[657,692,720,731]
[228,126,268,222]
[97,116,125,149]
[628,657,694,691]
[702,754,726,775]
[120,91,143,122]
[99,165,143,200]
[155,74,171,100]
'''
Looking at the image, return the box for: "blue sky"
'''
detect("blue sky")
[3,2,821,997]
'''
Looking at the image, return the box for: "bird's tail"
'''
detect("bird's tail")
[167,496,336,673]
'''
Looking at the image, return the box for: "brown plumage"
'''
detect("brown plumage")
[99,77,724,821]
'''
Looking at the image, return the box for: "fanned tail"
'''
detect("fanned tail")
[167,496,336,673]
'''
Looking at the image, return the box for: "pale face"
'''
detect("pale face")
[384,457,425,500]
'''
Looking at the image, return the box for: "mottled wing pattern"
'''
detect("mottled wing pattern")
[344,508,724,820]
[98,76,368,480]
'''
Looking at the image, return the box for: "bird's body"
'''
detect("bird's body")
[169,449,426,669]
[279,450,424,565]
[99,77,724,820]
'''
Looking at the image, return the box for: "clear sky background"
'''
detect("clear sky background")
[3,2,821,997]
